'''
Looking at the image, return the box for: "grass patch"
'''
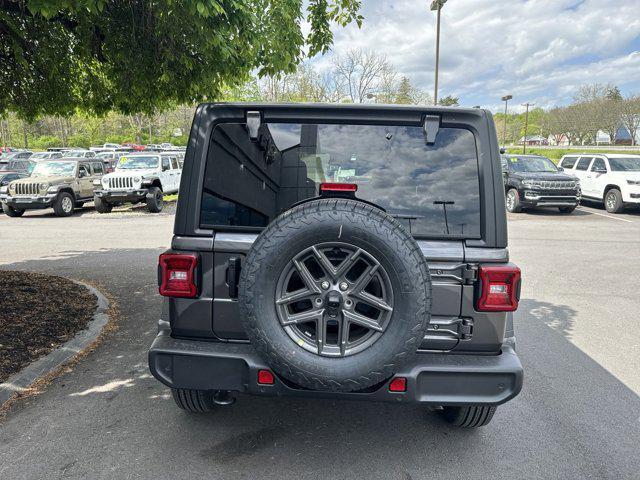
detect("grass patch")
[163,193,178,202]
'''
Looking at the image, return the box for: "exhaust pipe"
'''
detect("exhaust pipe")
[213,390,236,406]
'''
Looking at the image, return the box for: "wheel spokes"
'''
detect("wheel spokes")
[354,290,393,313]
[293,258,321,294]
[276,242,394,357]
[281,308,325,326]
[343,309,383,332]
[275,288,314,305]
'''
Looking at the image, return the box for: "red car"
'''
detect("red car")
[121,142,146,151]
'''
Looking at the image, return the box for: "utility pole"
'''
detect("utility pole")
[501,95,513,146]
[521,102,535,154]
[430,0,448,105]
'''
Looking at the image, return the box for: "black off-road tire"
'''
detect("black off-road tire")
[441,405,497,428]
[53,192,75,217]
[604,188,624,213]
[171,388,215,413]
[558,206,576,214]
[505,188,522,213]
[146,186,164,213]
[238,199,432,393]
[2,203,25,217]
[94,196,112,214]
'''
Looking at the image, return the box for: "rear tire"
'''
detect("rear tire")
[505,189,522,213]
[604,188,624,213]
[171,388,215,413]
[94,196,112,214]
[558,206,576,214]
[239,199,432,393]
[53,192,75,217]
[2,203,25,217]
[441,405,497,428]
[146,186,164,213]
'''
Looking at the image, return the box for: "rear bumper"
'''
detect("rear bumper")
[148,324,523,406]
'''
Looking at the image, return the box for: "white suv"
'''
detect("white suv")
[93,152,181,213]
[558,154,640,213]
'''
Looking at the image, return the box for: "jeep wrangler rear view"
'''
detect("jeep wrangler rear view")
[148,104,523,428]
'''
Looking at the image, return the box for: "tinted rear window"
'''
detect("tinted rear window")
[560,156,577,169]
[201,123,481,238]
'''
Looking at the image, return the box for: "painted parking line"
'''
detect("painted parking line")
[576,207,634,223]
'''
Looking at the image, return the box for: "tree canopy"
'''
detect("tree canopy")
[0,0,363,119]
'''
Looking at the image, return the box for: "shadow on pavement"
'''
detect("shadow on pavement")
[520,298,577,339]
[0,250,639,480]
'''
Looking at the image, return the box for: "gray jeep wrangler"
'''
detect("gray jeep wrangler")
[148,104,523,428]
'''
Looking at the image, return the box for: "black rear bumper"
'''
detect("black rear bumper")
[148,325,523,406]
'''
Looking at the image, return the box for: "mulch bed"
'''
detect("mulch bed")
[0,270,96,383]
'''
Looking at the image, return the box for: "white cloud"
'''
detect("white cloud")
[309,0,640,111]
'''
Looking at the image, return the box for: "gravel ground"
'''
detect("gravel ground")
[0,271,96,383]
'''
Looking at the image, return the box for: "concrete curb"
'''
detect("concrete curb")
[0,280,110,407]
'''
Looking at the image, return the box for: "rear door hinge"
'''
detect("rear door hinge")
[459,318,474,340]
[462,264,478,284]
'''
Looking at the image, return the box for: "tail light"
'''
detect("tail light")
[476,265,521,312]
[320,182,358,192]
[257,369,275,385]
[158,253,198,298]
[388,377,407,392]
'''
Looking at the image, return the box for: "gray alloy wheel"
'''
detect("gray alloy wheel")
[53,192,75,217]
[505,189,521,213]
[604,188,623,213]
[275,242,394,357]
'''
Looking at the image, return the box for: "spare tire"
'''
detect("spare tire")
[238,198,432,392]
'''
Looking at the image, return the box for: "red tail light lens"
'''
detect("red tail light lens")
[159,253,198,298]
[320,182,358,192]
[389,377,407,392]
[257,369,275,385]
[476,265,521,312]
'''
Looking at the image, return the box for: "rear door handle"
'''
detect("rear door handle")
[227,257,241,298]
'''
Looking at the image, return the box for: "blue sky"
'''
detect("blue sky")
[309,0,640,112]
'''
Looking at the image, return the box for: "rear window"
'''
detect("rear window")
[201,123,482,238]
[560,156,577,169]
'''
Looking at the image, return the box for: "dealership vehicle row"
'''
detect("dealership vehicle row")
[1,146,640,218]
[0,146,185,216]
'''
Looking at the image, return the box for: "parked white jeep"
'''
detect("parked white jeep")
[558,153,640,213]
[93,152,182,213]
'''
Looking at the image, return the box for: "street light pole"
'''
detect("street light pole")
[521,102,535,154]
[430,0,447,105]
[501,94,512,146]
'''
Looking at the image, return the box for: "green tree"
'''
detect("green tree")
[438,95,459,106]
[0,0,363,119]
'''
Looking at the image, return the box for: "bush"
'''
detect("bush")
[31,135,63,149]
[67,134,91,148]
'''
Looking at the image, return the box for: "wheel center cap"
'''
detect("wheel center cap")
[326,291,342,317]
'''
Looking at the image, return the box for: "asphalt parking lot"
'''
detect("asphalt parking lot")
[0,204,639,479]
